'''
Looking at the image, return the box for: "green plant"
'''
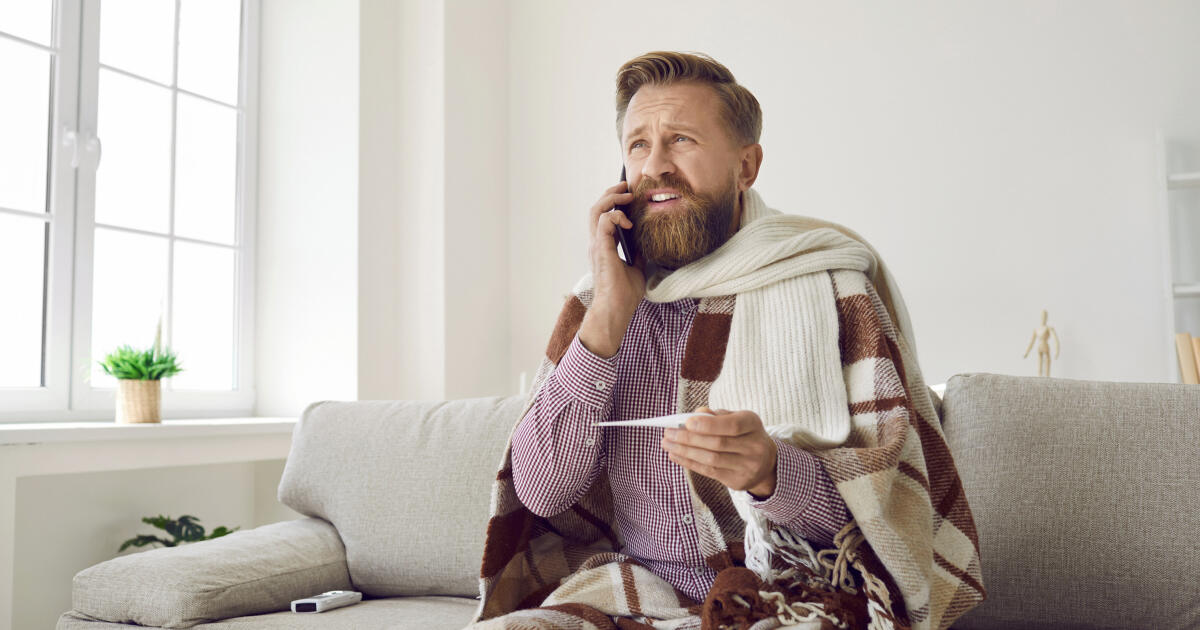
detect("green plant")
[118,515,239,552]
[97,344,183,380]
[97,317,184,380]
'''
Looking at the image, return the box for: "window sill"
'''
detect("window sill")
[0,417,296,446]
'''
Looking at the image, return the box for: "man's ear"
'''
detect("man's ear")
[737,143,764,192]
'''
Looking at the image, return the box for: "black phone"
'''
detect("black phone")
[615,166,637,266]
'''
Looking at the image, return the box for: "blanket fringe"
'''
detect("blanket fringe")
[733,483,902,630]
[816,522,864,593]
[754,590,849,629]
[816,521,897,630]
[730,429,823,587]
[732,490,822,584]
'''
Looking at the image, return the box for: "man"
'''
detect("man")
[472,52,984,630]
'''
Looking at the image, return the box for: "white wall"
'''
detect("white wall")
[506,0,1200,387]
[356,0,512,403]
[267,0,513,407]
[443,0,511,400]
[256,0,360,415]
[260,0,1200,401]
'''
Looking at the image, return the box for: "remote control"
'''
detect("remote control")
[291,590,362,613]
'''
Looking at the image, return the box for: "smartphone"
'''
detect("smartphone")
[615,166,637,266]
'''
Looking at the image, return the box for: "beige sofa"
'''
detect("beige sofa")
[57,373,1200,629]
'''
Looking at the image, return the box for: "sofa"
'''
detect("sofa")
[56,373,1200,629]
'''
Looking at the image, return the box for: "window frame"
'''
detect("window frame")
[0,0,83,418]
[0,0,260,422]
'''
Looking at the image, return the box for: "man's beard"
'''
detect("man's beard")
[629,173,740,271]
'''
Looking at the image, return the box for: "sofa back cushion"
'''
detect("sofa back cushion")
[941,373,1200,630]
[278,394,528,598]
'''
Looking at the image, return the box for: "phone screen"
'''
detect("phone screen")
[616,166,636,266]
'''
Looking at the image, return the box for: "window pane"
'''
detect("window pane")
[175,95,237,245]
[0,214,47,388]
[95,69,172,234]
[99,0,175,84]
[0,37,51,214]
[170,241,235,390]
[90,228,168,389]
[0,0,53,46]
[178,0,240,105]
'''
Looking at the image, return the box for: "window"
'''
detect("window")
[0,0,259,421]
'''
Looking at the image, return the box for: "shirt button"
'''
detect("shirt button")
[681,514,693,525]
[584,437,595,447]
[692,567,705,576]
[593,380,606,390]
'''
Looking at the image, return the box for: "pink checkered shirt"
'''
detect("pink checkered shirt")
[511,296,853,603]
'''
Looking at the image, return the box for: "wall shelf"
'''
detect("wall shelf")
[1167,172,1200,189]
[1159,132,1200,382]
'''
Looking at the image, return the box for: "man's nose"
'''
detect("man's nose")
[640,143,676,182]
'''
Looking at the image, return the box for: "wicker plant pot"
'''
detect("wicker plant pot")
[116,379,162,424]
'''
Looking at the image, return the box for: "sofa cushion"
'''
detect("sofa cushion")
[57,596,478,630]
[278,395,527,598]
[941,372,1200,630]
[69,518,351,629]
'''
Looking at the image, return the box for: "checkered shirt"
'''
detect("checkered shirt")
[511,296,853,603]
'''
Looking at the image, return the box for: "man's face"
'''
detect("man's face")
[621,82,743,270]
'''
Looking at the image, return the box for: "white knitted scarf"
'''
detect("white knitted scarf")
[576,186,922,446]
[572,186,931,584]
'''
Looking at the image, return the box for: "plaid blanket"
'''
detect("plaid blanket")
[470,190,985,629]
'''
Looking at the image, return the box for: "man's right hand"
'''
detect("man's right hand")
[580,180,646,359]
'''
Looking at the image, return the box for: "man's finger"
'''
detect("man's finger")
[594,209,628,234]
[684,412,757,436]
[662,438,755,470]
[589,190,634,222]
[587,186,634,235]
[664,439,720,466]
[667,452,732,482]
[662,429,747,455]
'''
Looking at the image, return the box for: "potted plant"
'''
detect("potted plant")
[118,514,239,553]
[97,319,183,424]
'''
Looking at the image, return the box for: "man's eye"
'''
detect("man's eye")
[675,135,690,142]
[631,141,646,150]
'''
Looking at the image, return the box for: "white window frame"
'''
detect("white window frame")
[0,1,81,419]
[0,0,259,422]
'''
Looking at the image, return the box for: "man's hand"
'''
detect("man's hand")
[661,406,778,499]
[579,180,647,358]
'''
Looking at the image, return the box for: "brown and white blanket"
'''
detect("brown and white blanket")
[469,188,985,629]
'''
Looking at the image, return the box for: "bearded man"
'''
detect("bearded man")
[469,51,985,630]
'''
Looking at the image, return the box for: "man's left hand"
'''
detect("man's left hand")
[661,406,777,499]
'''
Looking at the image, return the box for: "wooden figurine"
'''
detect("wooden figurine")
[1023,309,1061,377]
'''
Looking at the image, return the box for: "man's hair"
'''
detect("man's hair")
[615,51,762,147]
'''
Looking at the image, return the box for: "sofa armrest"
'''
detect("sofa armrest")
[70,517,352,629]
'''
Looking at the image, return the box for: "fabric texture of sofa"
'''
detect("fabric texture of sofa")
[57,373,1200,629]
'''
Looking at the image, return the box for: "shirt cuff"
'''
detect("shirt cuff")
[746,439,819,525]
[548,332,619,410]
